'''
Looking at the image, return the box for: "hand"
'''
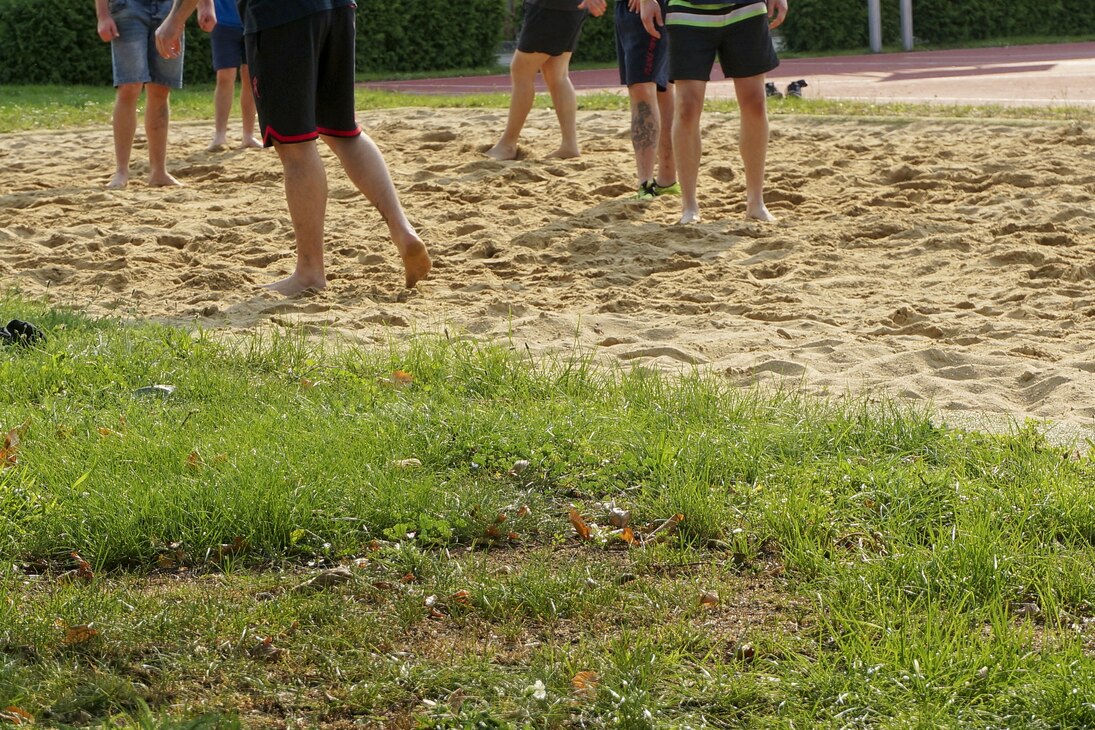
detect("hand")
[97,16,119,42]
[155,16,185,58]
[627,0,640,11]
[578,0,607,17]
[640,0,663,39]
[197,0,217,31]
[768,0,787,29]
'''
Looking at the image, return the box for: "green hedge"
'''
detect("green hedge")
[354,0,505,73]
[0,0,213,85]
[781,0,1095,52]
[0,0,506,85]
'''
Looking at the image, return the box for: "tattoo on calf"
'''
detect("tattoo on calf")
[631,101,656,150]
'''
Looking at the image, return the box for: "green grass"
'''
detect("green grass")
[2,76,1093,135]
[1,295,1094,728]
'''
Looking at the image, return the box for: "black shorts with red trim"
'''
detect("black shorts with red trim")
[245,5,361,147]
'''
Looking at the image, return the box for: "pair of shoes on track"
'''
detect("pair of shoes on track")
[766,79,809,99]
[637,180,682,200]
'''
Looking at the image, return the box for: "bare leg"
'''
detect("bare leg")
[108,83,142,189]
[734,74,775,222]
[239,65,262,149]
[673,79,706,224]
[628,82,658,186]
[144,83,180,186]
[542,52,580,159]
[324,133,432,289]
[266,140,328,295]
[209,67,236,151]
[655,86,677,187]
[486,50,548,160]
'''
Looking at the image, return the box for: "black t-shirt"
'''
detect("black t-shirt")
[238,0,356,34]
[529,0,587,10]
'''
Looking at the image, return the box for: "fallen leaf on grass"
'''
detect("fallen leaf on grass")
[699,590,720,607]
[450,589,472,606]
[516,505,531,518]
[292,567,354,593]
[510,459,530,475]
[57,551,95,584]
[0,706,33,725]
[571,670,600,700]
[97,427,121,438]
[209,536,247,563]
[1,426,22,467]
[648,513,684,541]
[390,370,414,386]
[185,451,203,470]
[393,458,422,468]
[248,636,283,662]
[62,624,100,646]
[568,506,593,541]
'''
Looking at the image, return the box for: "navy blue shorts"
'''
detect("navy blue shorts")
[245,6,361,147]
[210,23,245,71]
[517,2,587,56]
[615,0,669,91]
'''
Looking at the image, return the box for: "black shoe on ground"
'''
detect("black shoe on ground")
[786,79,808,98]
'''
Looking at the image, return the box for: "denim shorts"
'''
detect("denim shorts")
[109,0,184,88]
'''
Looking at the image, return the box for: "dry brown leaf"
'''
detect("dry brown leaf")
[571,670,600,700]
[451,589,472,606]
[620,526,637,545]
[568,506,592,541]
[97,427,120,438]
[156,554,178,571]
[185,451,203,470]
[70,552,94,582]
[516,505,531,518]
[1,426,21,467]
[1,706,34,725]
[292,567,353,593]
[391,370,414,386]
[62,624,99,646]
[699,590,720,607]
[210,536,247,563]
[648,513,685,540]
[299,378,315,389]
[249,636,283,662]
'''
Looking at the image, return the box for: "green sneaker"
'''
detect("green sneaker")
[636,180,656,200]
[652,181,681,196]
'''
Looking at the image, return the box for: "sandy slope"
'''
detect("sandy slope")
[1,108,1093,432]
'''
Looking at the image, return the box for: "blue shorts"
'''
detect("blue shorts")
[615,0,669,91]
[109,0,184,88]
[211,23,245,71]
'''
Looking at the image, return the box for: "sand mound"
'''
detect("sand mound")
[1,108,1093,432]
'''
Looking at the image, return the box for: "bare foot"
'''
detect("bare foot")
[148,171,182,187]
[678,207,702,224]
[745,204,777,222]
[238,138,263,150]
[207,139,228,152]
[485,141,518,161]
[398,238,432,289]
[545,146,580,159]
[106,171,129,189]
[262,272,327,296]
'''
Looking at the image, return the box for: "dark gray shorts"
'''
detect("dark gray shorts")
[666,0,779,81]
[517,2,587,56]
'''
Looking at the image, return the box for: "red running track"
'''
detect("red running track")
[365,42,1095,107]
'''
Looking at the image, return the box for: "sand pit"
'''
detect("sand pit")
[1,108,1093,434]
